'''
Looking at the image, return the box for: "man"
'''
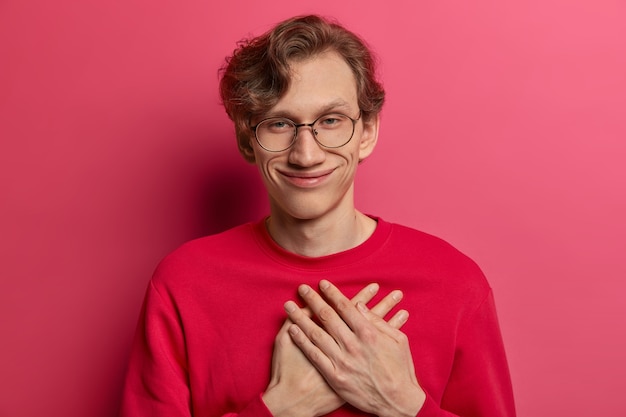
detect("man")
[120,15,516,417]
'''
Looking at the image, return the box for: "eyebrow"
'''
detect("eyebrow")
[265,100,354,120]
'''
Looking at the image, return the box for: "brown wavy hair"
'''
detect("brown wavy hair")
[219,15,385,162]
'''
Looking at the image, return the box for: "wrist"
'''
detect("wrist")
[262,385,313,417]
[378,384,426,417]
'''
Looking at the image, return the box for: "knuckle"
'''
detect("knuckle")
[335,298,350,314]
[309,327,326,346]
[275,330,297,349]
[318,306,335,323]
[274,333,286,347]
[274,327,290,345]
[333,370,349,387]
[273,338,284,350]
[343,339,364,356]
[309,349,323,363]
[359,326,377,344]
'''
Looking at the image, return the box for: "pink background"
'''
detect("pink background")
[1,0,625,416]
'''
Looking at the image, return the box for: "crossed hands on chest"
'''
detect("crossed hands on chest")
[262,280,425,417]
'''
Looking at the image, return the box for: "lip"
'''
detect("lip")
[278,168,335,188]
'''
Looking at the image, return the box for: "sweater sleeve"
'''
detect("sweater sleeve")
[418,289,516,417]
[119,281,274,417]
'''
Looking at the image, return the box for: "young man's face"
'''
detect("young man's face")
[248,50,379,222]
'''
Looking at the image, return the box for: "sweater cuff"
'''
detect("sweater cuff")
[235,394,275,417]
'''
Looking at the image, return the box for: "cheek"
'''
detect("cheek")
[340,144,363,164]
[255,155,279,183]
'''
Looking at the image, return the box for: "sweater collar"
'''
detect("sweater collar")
[252,215,392,271]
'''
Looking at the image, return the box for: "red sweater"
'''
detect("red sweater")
[120,217,515,417]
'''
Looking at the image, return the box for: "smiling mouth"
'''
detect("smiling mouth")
[280,169,334,187]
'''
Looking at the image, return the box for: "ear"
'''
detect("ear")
[358,113,380,162]
[240,137,257,163]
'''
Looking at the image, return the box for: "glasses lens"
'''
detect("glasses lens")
[256,118,296,151]
[313,114,355,148]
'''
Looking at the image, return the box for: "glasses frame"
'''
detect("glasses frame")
[251,110,362,152]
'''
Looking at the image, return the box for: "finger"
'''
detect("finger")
[369,289,403,320]
[286,323,336,376]
[338,283,405,327]
[294,283,359,349]
[299,284,389,320]
[300,306,314,318]
[386,309,410,330]
[285,299,345,357]
[356,302,409,338]
[349,283,380,305]
[316,280,370,333]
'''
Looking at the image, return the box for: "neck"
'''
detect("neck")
[266,209,376,258]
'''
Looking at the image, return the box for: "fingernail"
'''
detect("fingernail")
[369,283,380,293]
[398,310,409,323]
[284,301,297,313]
[288,325,300,336]
[392,290,403,301]
[298,284,310,296]
[319,280,330,290]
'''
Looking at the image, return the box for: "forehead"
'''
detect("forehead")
[269,50,359,118]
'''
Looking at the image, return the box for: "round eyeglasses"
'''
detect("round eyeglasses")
[251,111,362,152]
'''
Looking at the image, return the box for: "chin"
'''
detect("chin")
[269,187,351,221]
[284,206,329,221]
[273,198,334,221]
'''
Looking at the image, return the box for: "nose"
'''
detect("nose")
[287,125,326,167]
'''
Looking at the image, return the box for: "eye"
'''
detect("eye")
[263,119,293,133]
[318,114,347,128]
